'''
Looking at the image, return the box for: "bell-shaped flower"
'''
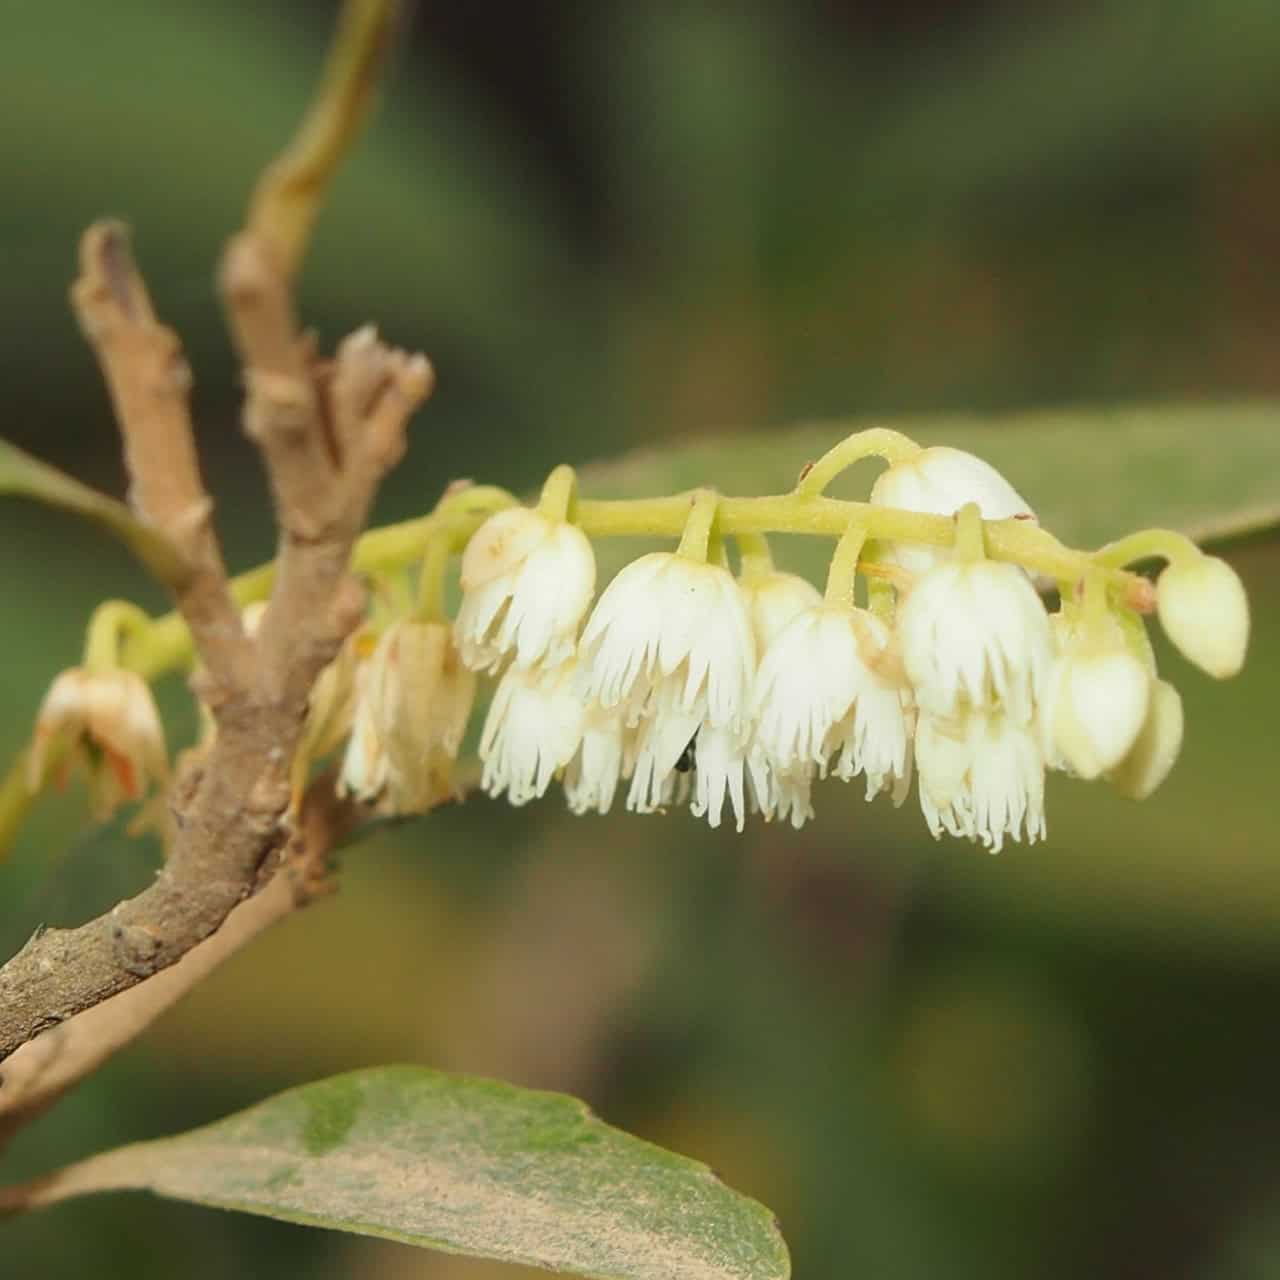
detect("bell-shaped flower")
[479,661,585,806]
[871,446,1036,575]
[736,569,824,827]
[1156,554,1249,680]
[898,559,1052,725]
[28,667,168,821]
[578,552,756,734]
[1042,613,1150,780]
[740,570,824,651]
[915,709,1045,853]
[339,620,475,814]
[1106,678,1184,800]
[455,506,597,673]
[753,606,911,803]
[563,705,630,816]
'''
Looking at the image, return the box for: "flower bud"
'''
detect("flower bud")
[871,446,1036,575]
[1156,555,1249,679]
[1106,678,1183,800]
[739,570,823,651]
[1045,650,1150,780]
[28,667,168,820]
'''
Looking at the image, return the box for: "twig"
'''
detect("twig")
[70,223,253,696]
[0,0,421,1066]
[247,0,401,277]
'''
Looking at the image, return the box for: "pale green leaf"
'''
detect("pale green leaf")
[0,439,185,583]
[10,1065,790,1280]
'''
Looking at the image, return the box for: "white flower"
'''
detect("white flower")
[1156,555,1249,680]
[746,751,814,829]
[740,570,823,651]
[916,710,1045,853]
[898,560,1051,725]
[340,621,475,813]
[623,683,701,814]
[479,662,585,806]
[689,722,748,832]
[578,553,756,734]
[563,706,630,816]
[1106,678,1184,800]
[455,507,596,672]
[753,606,911,802]
[621,690,749,831]
[871,445,1037,575]
[28,667,168,821]
[1043,642,1150,780]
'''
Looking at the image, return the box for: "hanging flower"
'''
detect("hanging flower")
[1155,554,1249,679]
[28,667,168,821]
[753,606,911,803]
[1042,613,1150,780]
[871,446,1036,574]
[898,559,1052,725]
[455,506,596,673]
[578,552,756,827]
[339,620,474,814]
[563,705,630,816]
[1106,678,1184,800]
[739,570,824,651]
[578,552,756,732]
[915,709,1045,853]
[479,661,585,806]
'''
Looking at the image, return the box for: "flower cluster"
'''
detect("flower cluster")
[26,432,1250,854]
[442,444,1247,851]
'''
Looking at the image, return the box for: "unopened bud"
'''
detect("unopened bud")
[871,446,1036,575]
[1045,650,1150,780]
[1156,555,1249,679]
[1106,678,1184,800]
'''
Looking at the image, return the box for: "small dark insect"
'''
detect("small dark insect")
[674,732,698,773]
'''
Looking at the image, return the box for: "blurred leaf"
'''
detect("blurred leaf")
[0,439,184,582]
[577,402,1280,567]
[23,1065,791,1280]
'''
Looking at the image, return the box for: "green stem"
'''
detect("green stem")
[72,488,1150,688]
[83,601,153,672]
[536,464,578,522]
[1093,528,1202,571]
[1081,568,1108,622]
[795,427,921,497]
[415,533,451,622]
[824,521,868,608]
[953,503,986,562]
[675,490,721,562]
[735,531,775,583]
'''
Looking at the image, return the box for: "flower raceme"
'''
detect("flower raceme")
[28,430,1252,852]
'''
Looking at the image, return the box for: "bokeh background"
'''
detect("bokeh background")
[2,1,1279,1276]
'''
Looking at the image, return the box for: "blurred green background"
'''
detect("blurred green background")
[2,1,1279,1276]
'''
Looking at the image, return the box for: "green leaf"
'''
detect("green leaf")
[578,401,1280,560]
[0,438,185,583]
[11,1065,790,1280]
